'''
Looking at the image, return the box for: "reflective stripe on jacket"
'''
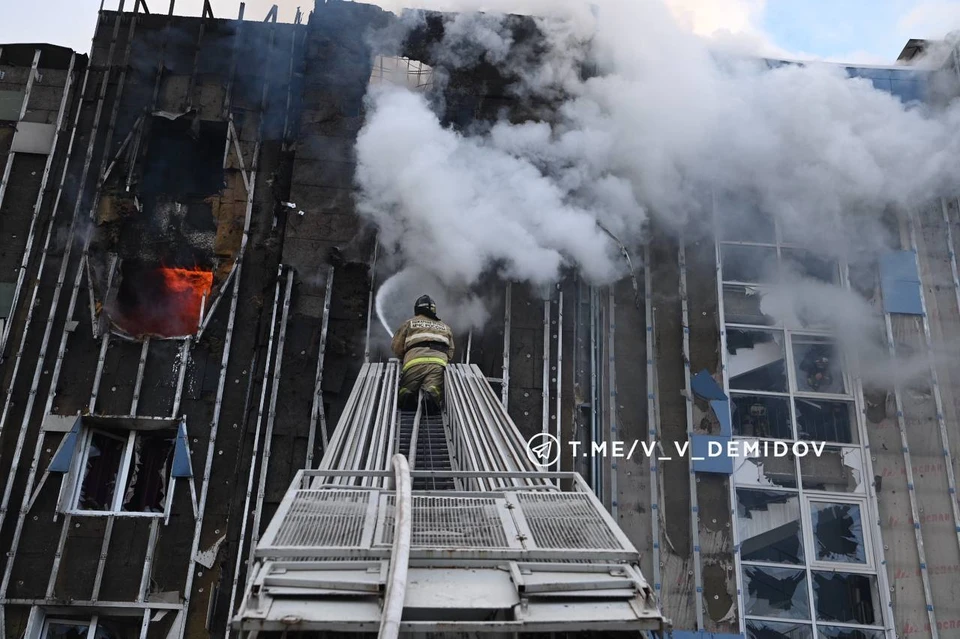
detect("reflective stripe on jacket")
[391,314,455,367]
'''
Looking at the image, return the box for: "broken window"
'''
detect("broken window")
[793,336,845,395]
[724,285,777,326]
[781,249,840,285]
[77,431,126,511]
[810,502,866,564]
[732,394,793,439]
[800,447,864,494]
[722,245,779,284]
[110,259,214,338]
[812,572,879,625]
[743,565,810,619]
[737,489,804,564]
[735,449,798,489]
[122,430,175,512]
[817,626,883,639]
[728,329,787,392]
[795,399,857,444]
[73,428,176,515]
[745,619,812,639]
[369,56,434,91]
[140,116,227,198]
[716,196,776,243]
[43,621,90,639]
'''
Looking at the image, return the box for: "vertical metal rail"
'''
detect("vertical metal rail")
[882,310,938,636]
[306,265,334,467]
[130,338,150,416]
[247,268,294,568]
[228,265,283,620]
[0,48,40,233]
[945,199,960,339]
[542,299,550,437]
[679,240,704,630]
[2,51,75,355]
[170,337,191,418]
[607,288,618,518]
[364,241,379,363]
[711,195,744,635]
[644,244,663,600]
[0,9,126,606]
[502,284,511,410]
[589,286,601,499]
[556,290,563,470]
[909,212,960,560]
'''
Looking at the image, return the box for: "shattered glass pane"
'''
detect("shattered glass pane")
[78,430,126,511]
[793,336,846,394]
[746,619,813,639]
[724,285,777,326]
[93,617,142,639]
[44,623,90,639]
[795,399,858,444]
[801,447,864,493]
[811,502,866,563]
[722,245,779,284]
[729,329,787,392]
[735,444,798,489]
[122,430,176,513]
[744,565,810,619]
[737,489,804,564]
[781,248,840,285]
[817,626,883,639]
[732,394,793,439]
[813,572,878,625]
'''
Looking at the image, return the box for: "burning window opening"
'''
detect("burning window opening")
[109,260,214,338]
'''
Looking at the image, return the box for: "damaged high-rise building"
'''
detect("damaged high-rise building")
[1,1,960,638]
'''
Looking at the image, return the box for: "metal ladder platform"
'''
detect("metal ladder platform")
[232,363,669,636]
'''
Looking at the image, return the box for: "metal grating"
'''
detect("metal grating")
[273,490,369,547]
[517,492,623,550]
[380,495,509,548]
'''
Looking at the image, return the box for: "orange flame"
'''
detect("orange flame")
[113,265,213,338]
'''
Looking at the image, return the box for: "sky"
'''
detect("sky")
[1,0,959,64]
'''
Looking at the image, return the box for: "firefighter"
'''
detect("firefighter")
[392,295,455,411]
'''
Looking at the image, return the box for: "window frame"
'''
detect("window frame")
[66,427,174,518]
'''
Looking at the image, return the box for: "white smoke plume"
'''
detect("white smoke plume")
[356,0,960,297]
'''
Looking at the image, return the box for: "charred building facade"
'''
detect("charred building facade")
[1,2,960,639]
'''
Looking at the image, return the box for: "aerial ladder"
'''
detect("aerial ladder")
[232,362,667,637]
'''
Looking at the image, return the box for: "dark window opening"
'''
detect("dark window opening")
[111,259,213,338]
[813,572,878,625]
[44,622,90,639]
[78,431,126,511]
[722,245,778,284]
[140,116,227,198]
[744,565,810,619]
[122,430,176,512]
[795,399,856,443]
[732,394,793,439]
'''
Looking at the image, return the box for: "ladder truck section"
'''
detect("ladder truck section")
[232,363,667,636]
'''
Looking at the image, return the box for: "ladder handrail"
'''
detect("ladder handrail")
[379,454,412,639]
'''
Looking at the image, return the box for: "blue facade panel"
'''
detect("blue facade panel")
[691,435,734,475]
[880,251,923,315]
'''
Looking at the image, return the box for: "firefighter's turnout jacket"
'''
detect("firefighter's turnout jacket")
[391,314,455,407]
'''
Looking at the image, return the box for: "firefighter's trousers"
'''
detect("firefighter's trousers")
[398,361,445,411]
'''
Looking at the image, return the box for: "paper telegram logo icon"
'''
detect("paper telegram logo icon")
[526,432,561,468]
